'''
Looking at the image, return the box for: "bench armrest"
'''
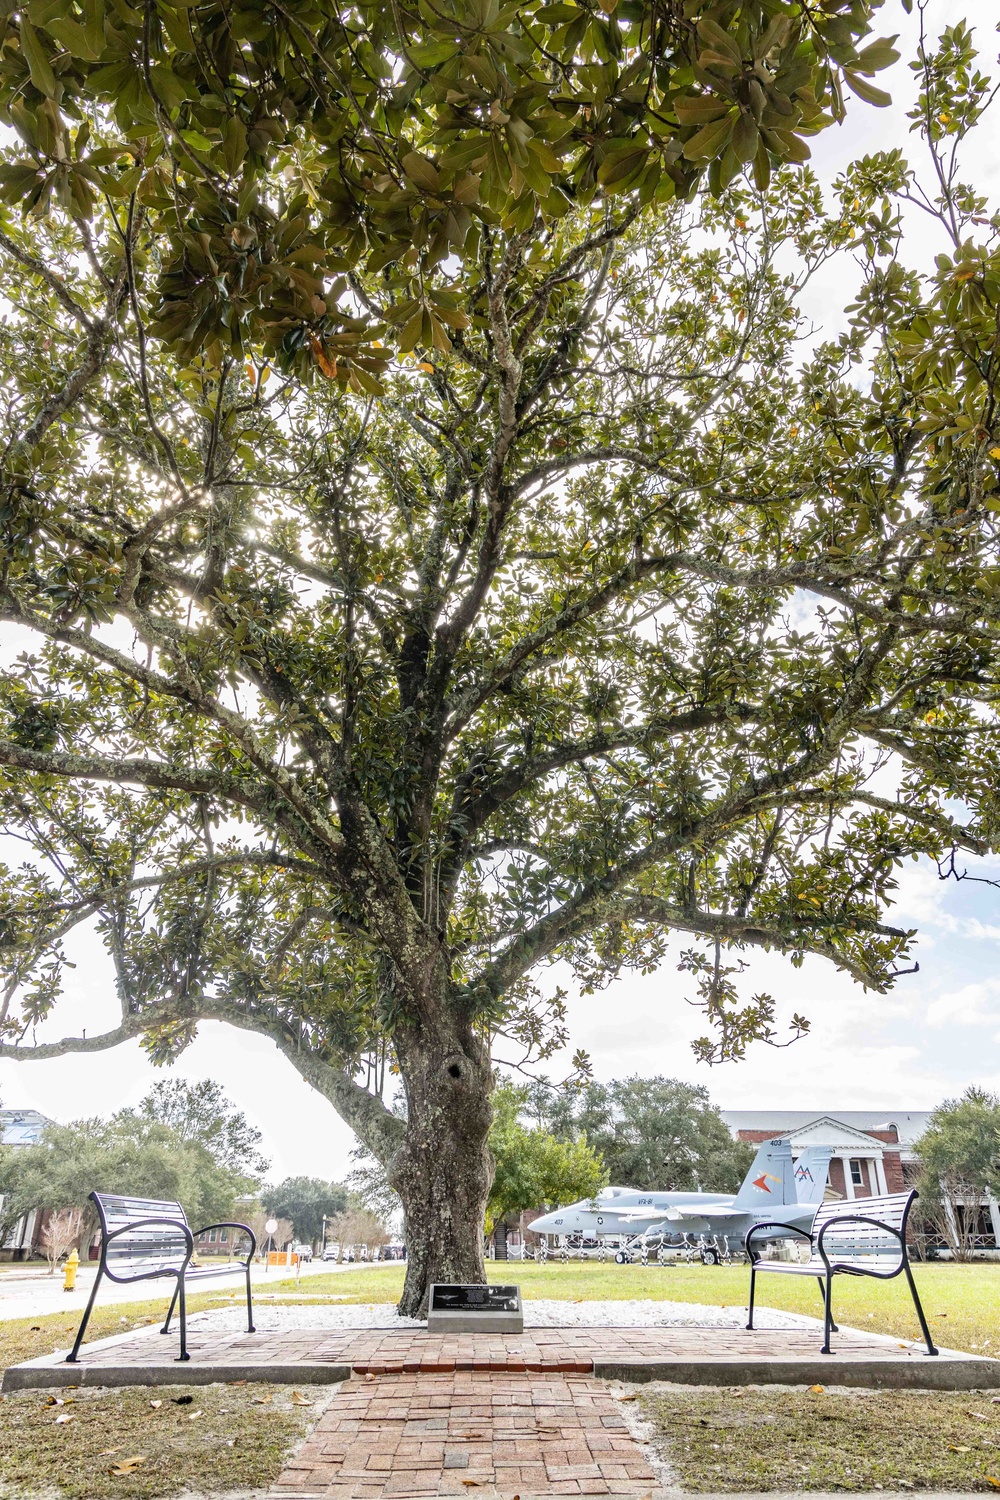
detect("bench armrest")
[816,1213,905,1270]
[744,1221,812,1263]
[191,1221,257,1264]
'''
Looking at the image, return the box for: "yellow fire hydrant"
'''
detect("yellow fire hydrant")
[63,1248,79,1292]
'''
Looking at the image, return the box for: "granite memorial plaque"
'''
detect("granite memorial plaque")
[427,1283,523,1332]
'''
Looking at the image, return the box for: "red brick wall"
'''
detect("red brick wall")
[882,1151,905,1192]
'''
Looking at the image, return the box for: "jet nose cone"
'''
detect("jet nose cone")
[530,1211,562,1234]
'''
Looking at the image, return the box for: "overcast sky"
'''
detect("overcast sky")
[2,0,999,1185]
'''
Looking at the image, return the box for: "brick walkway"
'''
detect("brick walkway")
[41,1321,970,1374]
[269,1371,658,1499]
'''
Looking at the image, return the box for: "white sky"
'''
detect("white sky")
[2,0,999,1183]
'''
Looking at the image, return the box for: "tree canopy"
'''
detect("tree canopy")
[486,1081,606,1229]
[0,1104,258,1243]
[530,1076,753,1192]
[0,9,998,1311]
[137,1076,270,1176]
[915,1086,1000,1258]
[261,1174,350,1244]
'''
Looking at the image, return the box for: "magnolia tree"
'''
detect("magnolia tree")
[1,0,999,1313]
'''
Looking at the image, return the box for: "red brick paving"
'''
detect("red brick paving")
[64,1321,960,1374]
[268,1370,658,1498]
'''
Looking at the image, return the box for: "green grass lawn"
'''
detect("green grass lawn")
[639,1385,1000,1491]
[258,1258,999,1356]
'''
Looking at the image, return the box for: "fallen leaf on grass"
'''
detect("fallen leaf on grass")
[986,1479,1000,1491]
[55,1414,75,1424]
[188,1410,203,1421]
[109,1457,146,1475]
[618,1393,638,1402]
[969,1412,990,1421]
[149,1399,163,1409]
[808,1385,824,1394]
[98,1448,120,1456]
[229,1380,247,1386]
[254,1394,272,1404]
[291,1391,313,1406]
[948,1445,971,1453]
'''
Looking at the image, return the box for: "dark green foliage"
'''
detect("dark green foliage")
[0,1109,258,1243]
[261,1175,350,1245]
[137,1077,270,1177]
[487,1082,607,1228]
[529,1077,754,1193]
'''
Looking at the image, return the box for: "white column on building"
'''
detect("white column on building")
[871,1156,887,1196]
[841,1155,856,1200]
[988,1195,1000,1248]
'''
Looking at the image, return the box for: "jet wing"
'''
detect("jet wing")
[664,1206,746,1221]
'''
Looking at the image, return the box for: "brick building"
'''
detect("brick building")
[720,1109,1000,1251]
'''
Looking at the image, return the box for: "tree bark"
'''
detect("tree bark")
[389,1013,494,1318]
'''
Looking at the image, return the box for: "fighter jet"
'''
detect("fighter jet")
[530,1138,832,1263]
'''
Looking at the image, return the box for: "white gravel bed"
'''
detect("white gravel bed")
[189,1297,815,1334]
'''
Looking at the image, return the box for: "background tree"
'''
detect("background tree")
[531,1076,754,1192]
[137,1077,270,1177]
[486,1082,607,1235]
[327,1205,392,1257]
[39,1206,83,1274]
[1,12,999,1315]
[261,1176,350,1247]
[915,1087,1000,1261]
[0,1109,258,1248]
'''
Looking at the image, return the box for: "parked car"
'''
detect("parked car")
[322,1242,341,1262]
[292,1243,313,1262]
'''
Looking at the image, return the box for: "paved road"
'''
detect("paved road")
[0,1257,398,1322]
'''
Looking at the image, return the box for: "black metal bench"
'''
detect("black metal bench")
[68,1192,257,1363]
[744,1189,937,1356]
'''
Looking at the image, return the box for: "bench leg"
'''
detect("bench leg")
[821,1274,835,1354]
[903,1261,938,1356]
[66,1266,103,1363]
[161,1281,180,1335]
[177,1276,190,1361]
[746,1264,756,1330]
[816,1277,838,1332]
[245,1263,256,1334]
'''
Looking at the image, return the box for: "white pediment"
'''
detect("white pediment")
[787,1116,888,1151]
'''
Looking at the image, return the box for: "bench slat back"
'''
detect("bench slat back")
[812,1191,914,1267]
[93,1192,191,1278]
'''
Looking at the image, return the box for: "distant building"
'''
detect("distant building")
[0,1107,56,1260]
[720,1109,1000,1252]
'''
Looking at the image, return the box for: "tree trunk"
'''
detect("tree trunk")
[390,1015,494,1318]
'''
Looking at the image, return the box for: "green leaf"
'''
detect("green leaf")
[682,115,734,162]
[46,15,103,61]
[223,116,247,178]
[19,20,58,98]
[696,18,742,64]
[843,71,892,108]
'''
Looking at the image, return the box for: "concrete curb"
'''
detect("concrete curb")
[1,1358,352,1391]
[594,1357,1000,1390]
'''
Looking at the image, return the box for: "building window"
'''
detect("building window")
[850,1159,865,1187]
[219,1230,228,1244]
[208,1230,217,1243]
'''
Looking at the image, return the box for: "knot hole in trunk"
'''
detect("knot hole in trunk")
[443,1053,469,1083]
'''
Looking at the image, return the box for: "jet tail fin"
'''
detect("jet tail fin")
[791,1147,832,1205]
[732,1137,793,1209]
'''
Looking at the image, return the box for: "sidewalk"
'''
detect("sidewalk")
[0,1257,395,1322]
